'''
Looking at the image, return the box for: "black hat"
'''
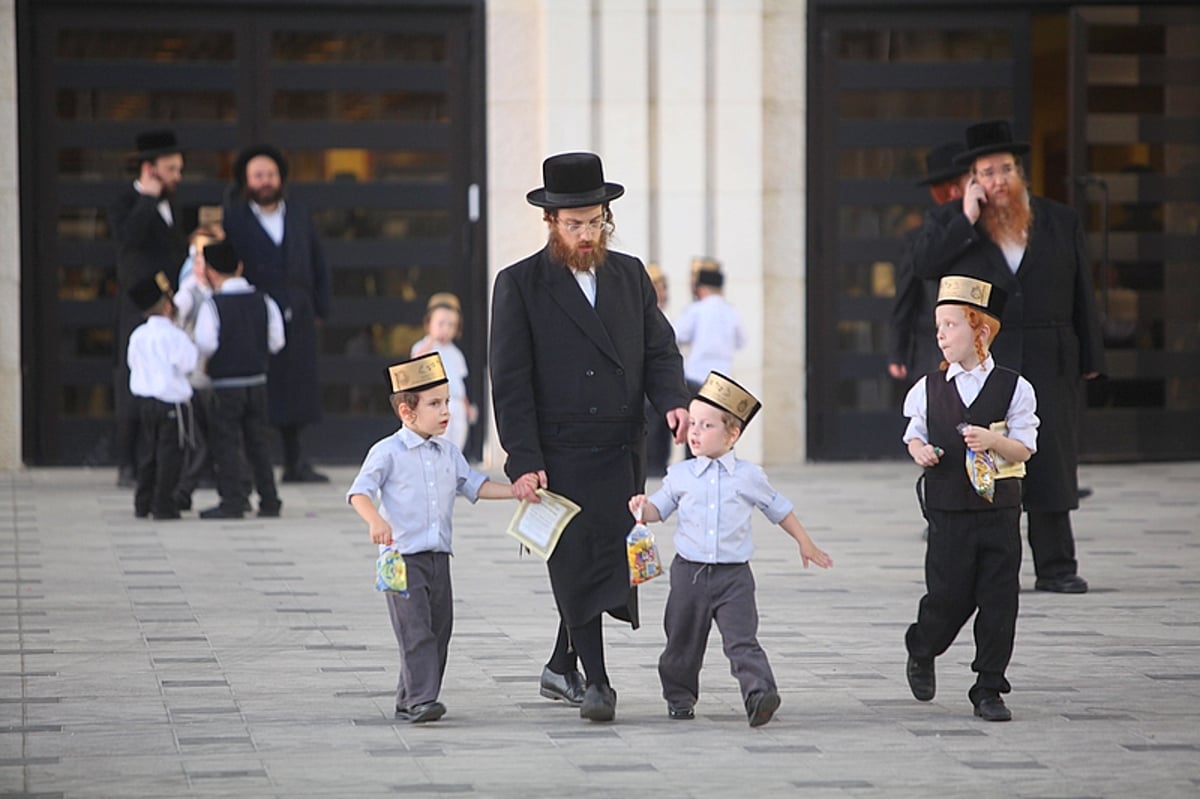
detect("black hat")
[696,269,724,289]
[936,275,1007,320]
[203,240,240,274]
[385,353,449,394]
[128,272,172,312]
[916,142,969,187]
[233,144,289,188]
[526,152,624,209]
[695,372,761,428]
[954,120,1029,166]
[135,129,182,162]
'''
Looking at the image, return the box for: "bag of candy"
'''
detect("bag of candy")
[376,546,409,595]
[626,505,663,585]
[958,424,997,502]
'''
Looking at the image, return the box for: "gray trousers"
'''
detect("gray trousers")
[385,551,453,710]
[659,555,776,706]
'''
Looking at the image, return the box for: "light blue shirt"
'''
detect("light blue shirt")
[347,426,488,555]
[647,450,794,564]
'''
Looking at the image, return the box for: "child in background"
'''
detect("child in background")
[410,293,475,453]
[126,273,198,520]
[629,372,833,727]
[901,275,1038,722]
[347,353,528,723]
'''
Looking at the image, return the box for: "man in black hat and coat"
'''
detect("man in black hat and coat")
[910,120,1105,594]
[490,152,691,722]
[109,130,189,486]
[888,142,971,383]
[222,145,332,483]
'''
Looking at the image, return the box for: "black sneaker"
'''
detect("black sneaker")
[667,704,695,720]
[745,690,781,727]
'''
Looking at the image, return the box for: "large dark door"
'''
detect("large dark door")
[21,1,486,465]
[807,8,1029,459]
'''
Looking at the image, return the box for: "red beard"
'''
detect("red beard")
[980,187,1033,246]
[548,226,608,272]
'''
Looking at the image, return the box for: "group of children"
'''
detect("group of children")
[348,272,1036,730]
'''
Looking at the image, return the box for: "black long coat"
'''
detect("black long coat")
[222,199,331,426]
[889,228,941,376]
[108,185,189,417]
[490,247,690,628]
[911,195,1106,511]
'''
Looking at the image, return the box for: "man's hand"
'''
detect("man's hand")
[963,177,988,224]
[888,363,907,380]
[666,407,690,445]
[513,470,547,502]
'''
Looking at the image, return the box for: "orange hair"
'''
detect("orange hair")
[938,305,1002,371]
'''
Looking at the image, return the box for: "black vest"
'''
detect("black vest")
[206,291,269,382]
[924,366,1022,511]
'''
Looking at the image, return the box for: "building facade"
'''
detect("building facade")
[2,0,1197,471]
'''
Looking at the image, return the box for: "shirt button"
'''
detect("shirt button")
[586,369,595,377]
[709,504,715,509]
[615,368,624,376]
[619,404,628,413]
[708,530,715,535]
[589,407,597,414]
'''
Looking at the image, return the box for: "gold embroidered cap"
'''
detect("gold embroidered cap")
[936,275,1007,318]
[696,371,761,427]
[691,256,720,277]
[385,352,448,394]
[426,292,461,312]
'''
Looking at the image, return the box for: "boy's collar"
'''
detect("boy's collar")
[397,425,439,448]
[689,449,737,475]
[945,354,995,381]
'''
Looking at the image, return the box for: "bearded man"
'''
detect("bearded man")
[490,152,691,722]
[911,120,1105,594]
[222,145,332,483]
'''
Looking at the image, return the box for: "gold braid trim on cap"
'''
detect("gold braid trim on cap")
[697,371,761,426]
[937,276,992,309]
[386,353,448,394]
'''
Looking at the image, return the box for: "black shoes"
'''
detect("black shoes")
[1034,574,1089,594]
[745,690,781,727]
[199,505,244,520]
[579,684,617,722]
[257,501,283,518]
[151,510,181,520]
[906,655,936,701]
[539,666,586,706]
[667,704,695,720]
[395,701,446,723]
[972,694,1012,722]
[282,464,330,484]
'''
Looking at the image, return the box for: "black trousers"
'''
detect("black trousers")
[386,551,453,709]
[210,384,279,512]
[659,556,775,706]
[906,507,1021,694]
[133,397,188,516]
[1027,510,1078,579]
[176,387,213,499]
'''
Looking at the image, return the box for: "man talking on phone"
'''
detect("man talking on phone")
[909,120,1105,595]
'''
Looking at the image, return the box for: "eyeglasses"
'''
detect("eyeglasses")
[558,219,608,235]
[975,163,1017,182]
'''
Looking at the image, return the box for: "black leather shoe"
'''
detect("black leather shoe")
[174,494,192,512]
[151,510,181,520]
[668,704,695,720]
[396,701,446,723]
[745,690,781,727]
[135,509,150,519]
[539,666,585,706]
[257,501,282,518]
[973,695,1012,722]
[282,465,330,484]
[199,505,244,520]
[1077,486,1094,500]
[1034,574,1089,594]
[907,655,935,701]
[580,684,616,722]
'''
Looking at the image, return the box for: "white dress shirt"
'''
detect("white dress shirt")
[127,316,198,403]
[192,277,286,359]
[674,294,745,383]
[250,200,286,245]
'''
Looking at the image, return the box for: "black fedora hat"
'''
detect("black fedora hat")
[526,152,624,209]
[233,144,289,188]
[134,129,182,162]
[916,141,969,187]
[954,120,1029,166]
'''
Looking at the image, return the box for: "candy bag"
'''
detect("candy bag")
[627,505,663,585]
[376,546,409,595]
[958,424,997,502]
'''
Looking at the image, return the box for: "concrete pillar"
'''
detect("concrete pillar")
[0,0,22,471]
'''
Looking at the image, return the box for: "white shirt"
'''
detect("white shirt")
[573,268,597,306]
[250,200,286,245]
[127,316,198,403]
[902,356,1039,452]
[133,180,174,227]
[193,277,286,359]
[674,294,745,383]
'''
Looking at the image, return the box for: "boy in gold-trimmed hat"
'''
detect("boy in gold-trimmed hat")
[347,353,525,724]
[629,372,833,727]
[901,275,1039,722]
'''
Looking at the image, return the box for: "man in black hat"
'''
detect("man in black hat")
[490,152,692,722]
[888,142,971,382]
[109,130,189,486]
[222,145,332,483]
[910,120,1105,594]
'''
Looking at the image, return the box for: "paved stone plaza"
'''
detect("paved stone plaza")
[2,461,1198,798]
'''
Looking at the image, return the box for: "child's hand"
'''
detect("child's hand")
[799,540,833,570]
[628,494,646,518]
[910,441,942,468]
[960,424,996,454]
[369,519,393,546]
